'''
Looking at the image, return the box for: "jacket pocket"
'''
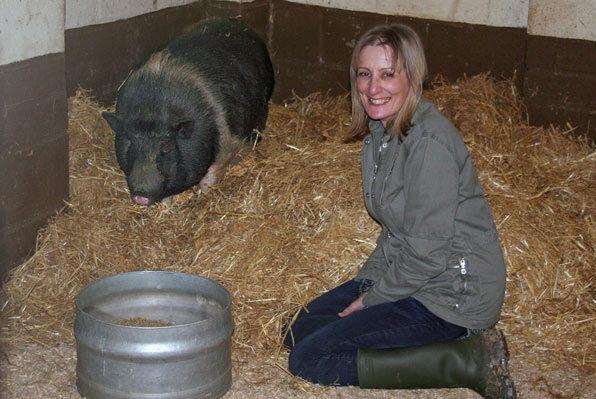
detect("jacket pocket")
[448,255,479,308]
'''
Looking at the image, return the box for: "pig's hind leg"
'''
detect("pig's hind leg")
[199,164,219,192]
[199,133,250,192]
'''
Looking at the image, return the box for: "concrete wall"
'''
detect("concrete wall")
[528,0,595,41]
[63,0,263,103]
[270,0,528,100]
[524,0,595,136]
[60,0,596,139]
[66,0,205,29]
[0,1,69,276]
[278,0,594,137]
[290,0,530,27]
[0,0,65,65]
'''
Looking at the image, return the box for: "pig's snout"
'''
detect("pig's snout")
[128,159,164,205]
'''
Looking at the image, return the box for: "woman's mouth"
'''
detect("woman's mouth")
[368,97,391,105]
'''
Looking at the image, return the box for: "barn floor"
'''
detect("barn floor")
[1,343,594,398]
[1,76,594,398]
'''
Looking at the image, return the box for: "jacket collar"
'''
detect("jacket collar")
[368,119,385,137]
[411,96,432,126]
[367,96,432,137]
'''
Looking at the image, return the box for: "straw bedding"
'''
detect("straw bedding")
[1,74,594,380]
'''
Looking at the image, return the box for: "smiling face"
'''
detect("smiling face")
[355,44,410,127]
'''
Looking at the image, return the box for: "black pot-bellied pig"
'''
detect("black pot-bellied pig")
[102,18,274,205]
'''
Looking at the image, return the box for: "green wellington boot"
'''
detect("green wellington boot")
[357,328,516,399]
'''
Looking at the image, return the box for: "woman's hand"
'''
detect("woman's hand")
[338,295,365,318]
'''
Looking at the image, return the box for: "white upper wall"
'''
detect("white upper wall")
[66,0,199,29]
[0,0,65,66]
[528,0,595,41]
[65,0,244,29]
[2,0,592,66]
[290,0,530,28]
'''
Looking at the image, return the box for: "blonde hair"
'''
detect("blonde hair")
[347,24,427,139]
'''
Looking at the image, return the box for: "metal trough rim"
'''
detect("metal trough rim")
[75,270,232,329]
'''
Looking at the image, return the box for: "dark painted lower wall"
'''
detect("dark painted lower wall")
[269,1,527,102]
[525,34,595,138]
[64,0,594,139]
[268,1,593,139]
[0,53,69,277]
[65,0,269,104]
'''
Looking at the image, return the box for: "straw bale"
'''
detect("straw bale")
[1,75,594,379]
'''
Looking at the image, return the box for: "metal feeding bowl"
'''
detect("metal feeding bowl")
[74,271,233,399]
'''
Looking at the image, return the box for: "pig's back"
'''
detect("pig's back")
[165,19,274,139]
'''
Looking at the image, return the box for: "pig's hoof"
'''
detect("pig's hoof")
[199,165,219,191]
[133,195,150,206]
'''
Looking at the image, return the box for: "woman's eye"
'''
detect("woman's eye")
[357,71,369,78]
[383,71,395,78]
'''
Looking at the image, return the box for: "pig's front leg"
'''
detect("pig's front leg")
[199,164,219,192]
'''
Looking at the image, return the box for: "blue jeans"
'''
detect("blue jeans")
[284,280,467,386]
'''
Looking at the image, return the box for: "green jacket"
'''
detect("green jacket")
[356,97,506,329]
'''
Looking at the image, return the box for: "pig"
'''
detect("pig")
[102,18,274,206]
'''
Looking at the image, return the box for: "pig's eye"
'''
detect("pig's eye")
[121,131,132,141]
[136,120,156,132]
[170,120,194,139]
[160,141,175,155]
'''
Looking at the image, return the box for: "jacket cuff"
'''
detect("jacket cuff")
[357,279,376,295]
[362,290,389,308]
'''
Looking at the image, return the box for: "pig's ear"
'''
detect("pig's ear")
[102,111,124,135]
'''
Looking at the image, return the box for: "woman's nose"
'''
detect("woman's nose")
[368,77,381,95]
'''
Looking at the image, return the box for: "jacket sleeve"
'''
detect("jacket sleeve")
[362,136,459,308]
[356,228,388,282]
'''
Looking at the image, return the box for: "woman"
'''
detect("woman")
[284,24,516,399]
